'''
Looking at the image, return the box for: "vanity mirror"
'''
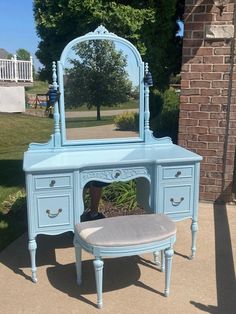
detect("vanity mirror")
[57,25,145,145]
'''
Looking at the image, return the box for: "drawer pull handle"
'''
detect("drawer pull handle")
[49,180,56,187]
[175,171,182,177]
[46,208,62,218]
[170,197,184,206]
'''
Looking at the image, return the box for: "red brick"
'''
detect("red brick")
[215,13,234,22]
[179,118,198,126]
[181,80,190,88]
[209,128,226,135]
[193,47,213,56]
[187,126,208,134]
[181,89,200,96]
[197,149,217,156]
[214,47,230,55]
[181,72,201,80]
[201,89,221,96]
[211,96,228,104]
[190,81,211,88]
[191,64,212,72]
[212,81,229,88]
[190,96,210,104]
[193,13,213,22]
[201,72,222,80]
[188,111,209,119]
[213,65,230,72]
[199,134,219,141]
[203,56,224,64]
[199,119,218,127]
[201,104,221,112]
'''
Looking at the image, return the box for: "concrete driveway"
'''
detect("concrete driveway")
[0,202,235,314]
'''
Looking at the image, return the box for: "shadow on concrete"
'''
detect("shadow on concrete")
[190,202,236,314]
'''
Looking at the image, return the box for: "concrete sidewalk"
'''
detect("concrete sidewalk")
[0,203,235,314]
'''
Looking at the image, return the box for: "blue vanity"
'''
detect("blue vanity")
[23,26,202,282]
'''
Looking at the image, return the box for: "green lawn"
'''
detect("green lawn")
[0,113,53,251]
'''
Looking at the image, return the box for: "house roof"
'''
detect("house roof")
[0,48,11,59]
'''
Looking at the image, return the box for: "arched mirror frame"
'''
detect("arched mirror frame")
[57,25,145,146]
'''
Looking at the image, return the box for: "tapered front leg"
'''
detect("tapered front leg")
[28,238,37,283]
[93,258,104,309]
[74,240,82,285]
[164,247,174,297]
[190,220,198,260]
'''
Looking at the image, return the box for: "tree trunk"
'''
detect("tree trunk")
[96,105,101,121]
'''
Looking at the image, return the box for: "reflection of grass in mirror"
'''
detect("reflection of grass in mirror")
[66,116,114,128]
[65,99,138,111]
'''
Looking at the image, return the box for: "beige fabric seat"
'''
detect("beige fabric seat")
[74,213,176,309]
[75,214,176,247]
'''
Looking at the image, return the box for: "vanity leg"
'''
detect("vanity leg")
[93,258,104,309]
[190,220,198,260]
[28,238,37,283]
[74,241,82,285]
[164,247,174,297]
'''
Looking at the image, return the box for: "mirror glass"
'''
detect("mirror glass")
[62,39,140,141]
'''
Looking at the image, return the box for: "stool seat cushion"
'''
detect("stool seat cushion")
[75,214,176,247]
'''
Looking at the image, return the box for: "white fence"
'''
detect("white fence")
[0,55,33,82]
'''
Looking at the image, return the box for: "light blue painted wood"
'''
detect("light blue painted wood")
[23,26,202,282]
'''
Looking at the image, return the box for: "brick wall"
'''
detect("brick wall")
[179,0,236,202]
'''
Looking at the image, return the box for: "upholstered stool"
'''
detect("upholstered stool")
[74,214,176,309]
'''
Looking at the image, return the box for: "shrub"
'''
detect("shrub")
[150,87,179,143]
[114,111,139,131]
[103,180,137,210]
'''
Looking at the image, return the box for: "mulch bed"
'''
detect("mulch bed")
[100,201,145,218]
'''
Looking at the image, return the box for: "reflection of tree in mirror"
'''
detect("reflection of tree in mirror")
[64,40,133,120]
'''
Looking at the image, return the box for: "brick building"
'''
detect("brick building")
[179,0,236,202]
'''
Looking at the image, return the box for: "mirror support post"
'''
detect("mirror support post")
[144,63,150,131]
[52,61,61,147]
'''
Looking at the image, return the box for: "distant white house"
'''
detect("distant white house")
[0,53,33,112]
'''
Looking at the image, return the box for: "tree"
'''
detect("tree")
[33,0,183,88]
[64,40,132,120]
[16,48,31,61]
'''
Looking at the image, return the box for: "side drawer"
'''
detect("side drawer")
[34,174,73,190]
[163,184,192,215]
[34,191,73,230]
[162,166,193,180]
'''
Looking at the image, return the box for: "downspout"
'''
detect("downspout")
[221,2,236,201]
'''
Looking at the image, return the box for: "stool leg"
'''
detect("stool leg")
[153,251,160,266]
[74,241,82,285]
[164,247,174,297]
[161,250,165,272]
[93,258,104,309]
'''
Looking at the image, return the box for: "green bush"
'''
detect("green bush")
[150,87,179,143]
[103,180,137,210]
[114,111,139,131]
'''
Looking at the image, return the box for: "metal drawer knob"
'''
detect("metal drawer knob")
[170,197,184,206]
[46,208,62,218]
[115,171,120,178]
[49,180,56,187]
[175,171,182,177]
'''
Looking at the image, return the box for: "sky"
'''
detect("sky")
[0,0,40,67]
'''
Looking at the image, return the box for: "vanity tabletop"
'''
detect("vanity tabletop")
[23,142,202,172]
